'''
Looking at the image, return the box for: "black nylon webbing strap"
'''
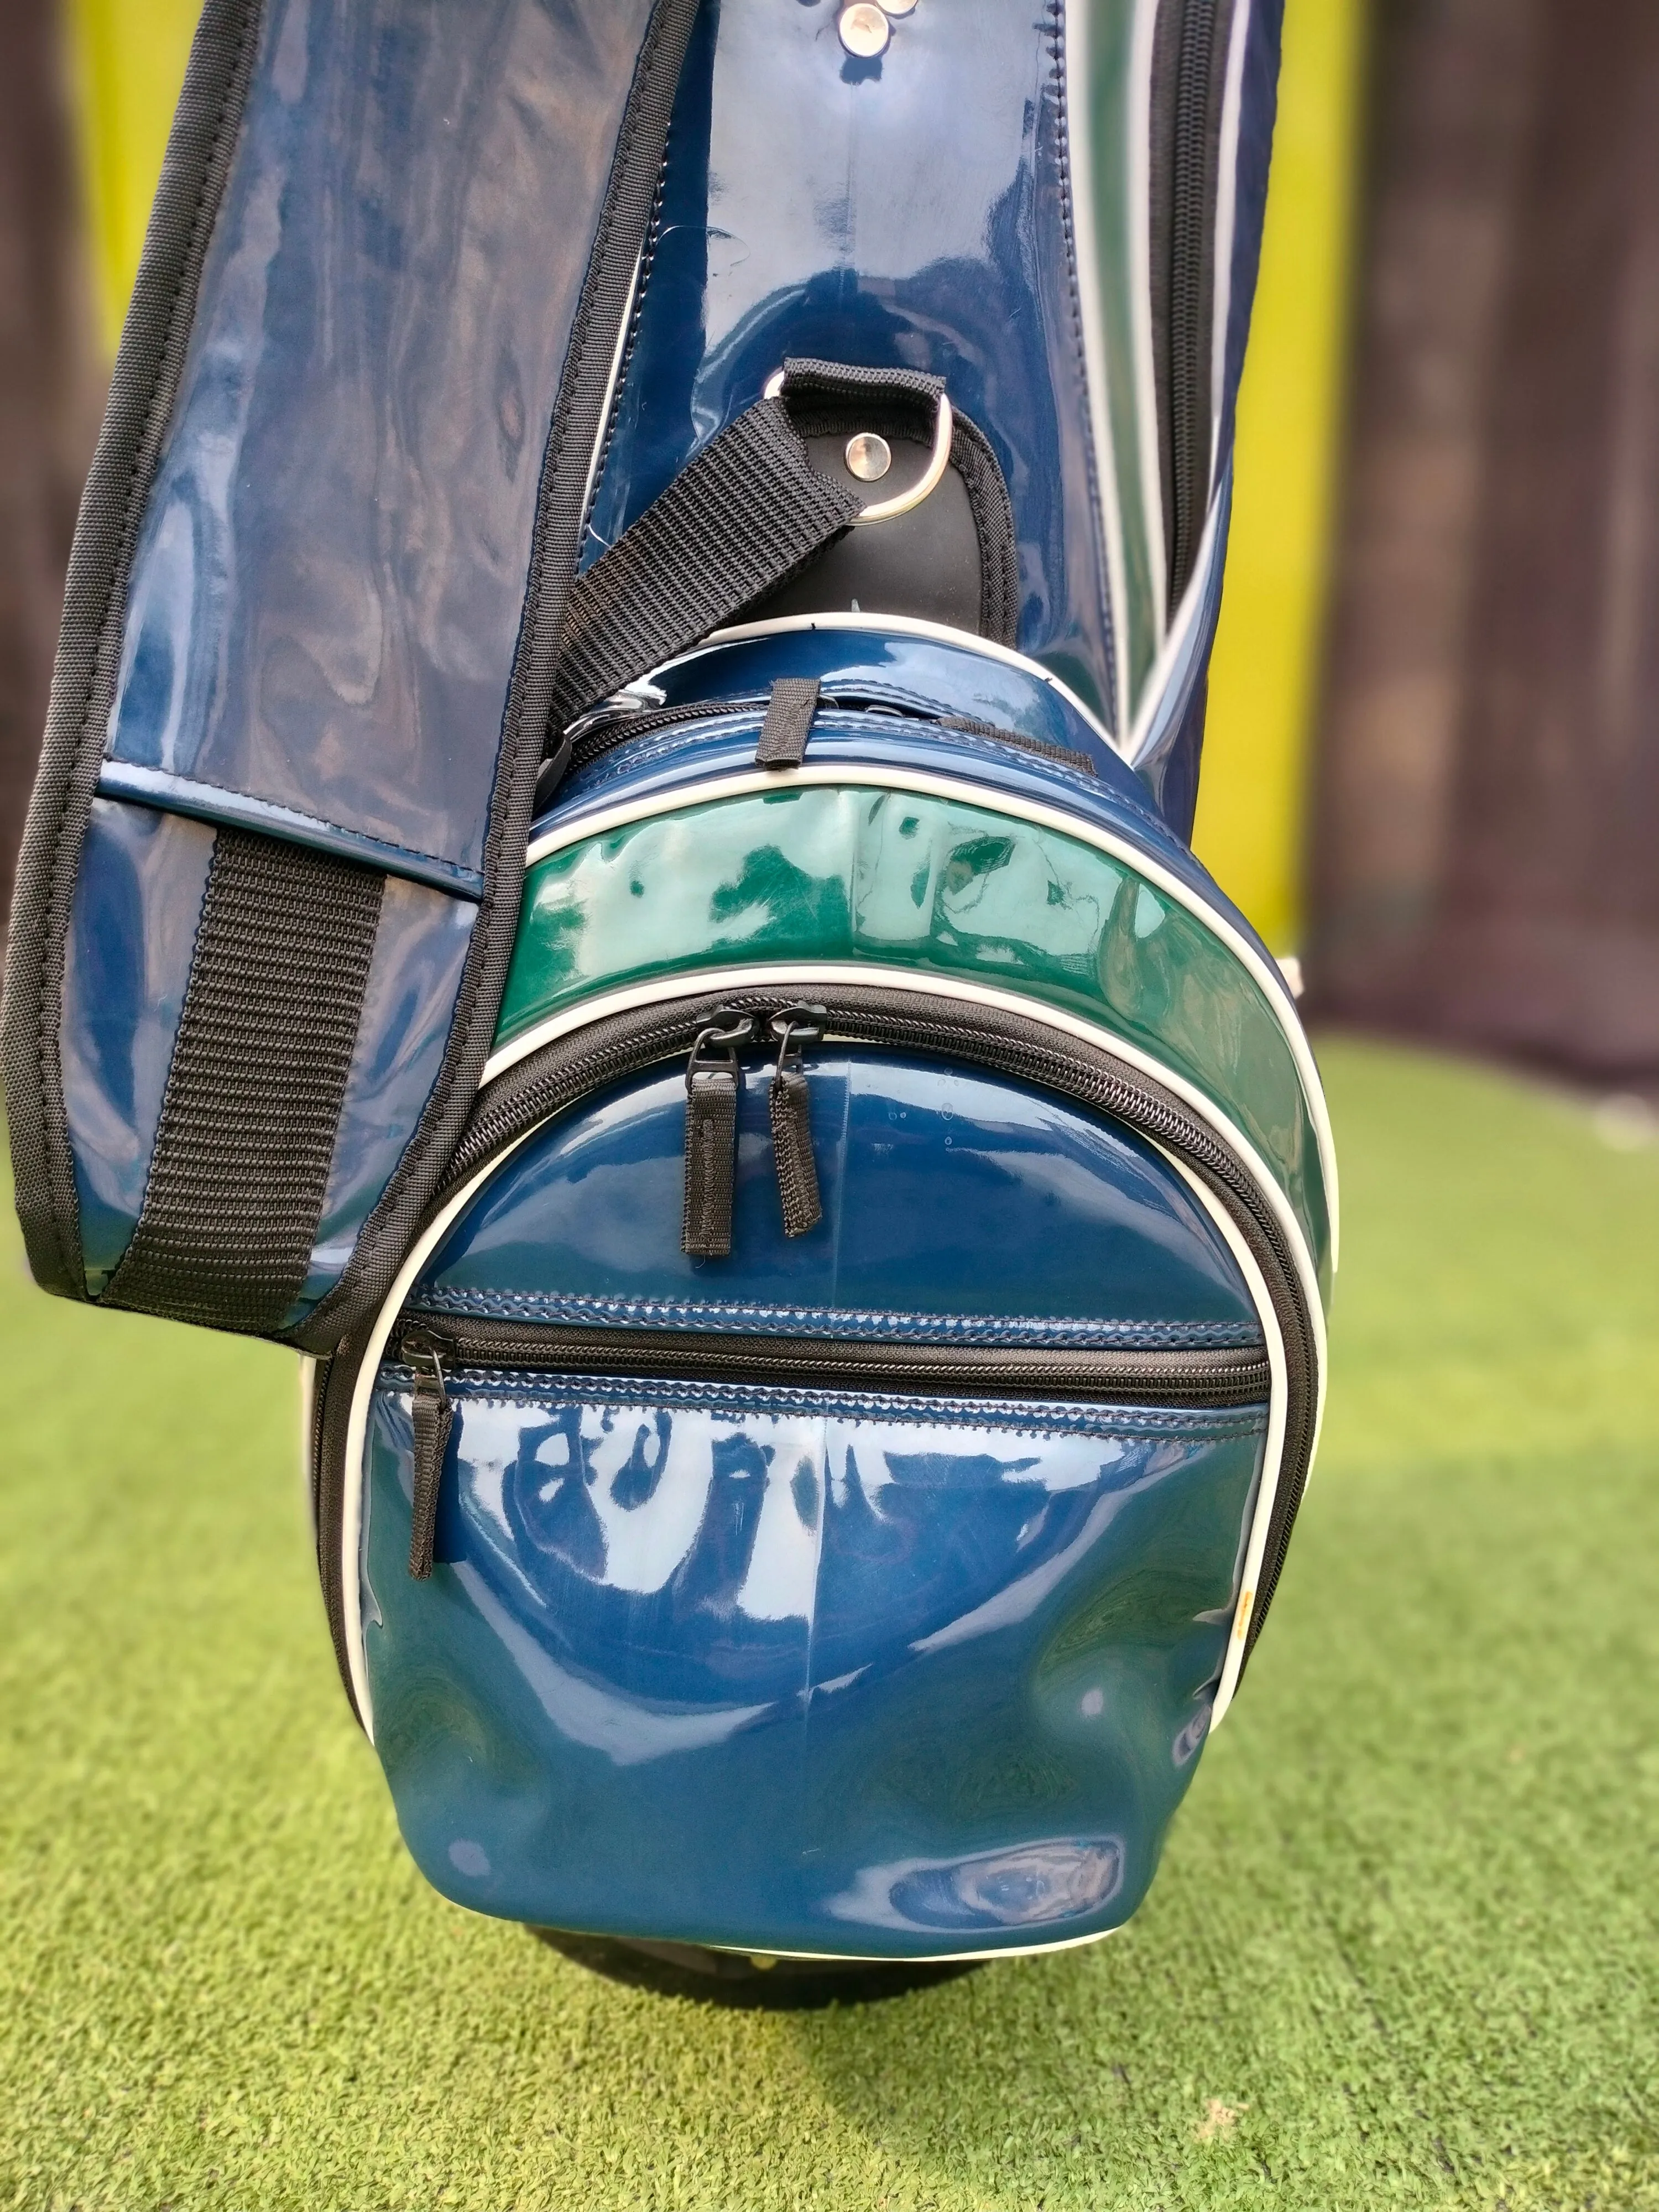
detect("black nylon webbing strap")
[547,396,861,734]
[105,830,384,1333]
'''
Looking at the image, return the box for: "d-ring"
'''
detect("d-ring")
[764,367,954,525]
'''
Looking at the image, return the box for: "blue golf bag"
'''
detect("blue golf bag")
[3,0,1333,1974]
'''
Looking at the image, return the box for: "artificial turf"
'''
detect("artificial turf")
[2,1038,1657,2211]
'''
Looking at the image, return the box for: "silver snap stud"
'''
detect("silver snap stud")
[844,432,893,482]
[838,3,890,59]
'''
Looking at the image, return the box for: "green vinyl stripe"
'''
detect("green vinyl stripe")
[499,785,1331,1287]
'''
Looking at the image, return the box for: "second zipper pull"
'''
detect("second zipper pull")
[768,1006,825,1238]
[682,1015,755,1258]
[402,1331,453,1580]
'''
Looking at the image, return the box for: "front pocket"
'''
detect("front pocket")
[360,1361,1267,1953]
[314,972,1319,1957]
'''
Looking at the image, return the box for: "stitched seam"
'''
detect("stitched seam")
[1047,0,1119,731]
[377,1364,1267,1442]
[97,764,479,877]
[409,1286,1260,1348]
[581,95,676,552]
[297,0,701,1349]
[562,713,1114,806]
[33,3,264,1295]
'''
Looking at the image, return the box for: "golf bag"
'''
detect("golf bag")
[3,0,1333,1964]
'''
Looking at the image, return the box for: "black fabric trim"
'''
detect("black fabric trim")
[755,678,820,769]
[779,357,946,408]
[104,830,383,1333]
[1149,0,1181,581]
[1149,0,1236,614]
[940,716,1097,775]
[950,415,1021,649]
[767,393,1019,648]
[1,0,266,1303]
[293,0,702,1356]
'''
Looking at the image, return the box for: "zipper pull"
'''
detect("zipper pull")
[682,1015,754,1257]
[768,1006,825,1238]
[401,1331,453,1580]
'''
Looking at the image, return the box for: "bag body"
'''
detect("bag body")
[309,658,1333,1957]
[6,0,1328,1959]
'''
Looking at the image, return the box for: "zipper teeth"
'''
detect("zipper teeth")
[1168,0,1219,608]
[354,980,1316,1678]
[393,1321,1272,1409]
[557,695,1089,784]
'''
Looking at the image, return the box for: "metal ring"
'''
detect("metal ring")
[763,367,953,526]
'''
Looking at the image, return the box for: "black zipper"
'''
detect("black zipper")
[1159,0,1228,612]
[314,978,1316,1719]
[395,1319,1270,1405]
[393,1318,1271,1582]
[535,693,1097,810]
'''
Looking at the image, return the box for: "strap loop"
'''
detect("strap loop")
[544,359,963,748]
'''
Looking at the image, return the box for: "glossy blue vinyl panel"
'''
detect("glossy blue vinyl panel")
[62,799,213,1294]
[638,624,1125,781]
[293,877,477,1314]
[414,1053,1262,1345]
[61,798,476,1306]
[363,1375,1264,1951]
[103,0,657,881]
[585,0,1117,728]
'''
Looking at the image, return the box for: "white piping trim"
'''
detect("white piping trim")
[1129,0,1168,637]
[348,961,1322,1756]
[338,1144,548,1738]
[523,761,1338,1266]
[1126,492,1224,764]
[574,245,644,556]
[699,1922,1124,1966]
[479,963,1326,1415]
[1159,1148,1288,1729]
[1061,0,1134,743]
[665,612,1119,755]
[1209,0,1251,484]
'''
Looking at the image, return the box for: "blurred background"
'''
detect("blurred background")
[5,0,1659,1092]
[3,9,1658,2206]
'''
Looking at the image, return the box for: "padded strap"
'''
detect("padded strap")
[105,830,384,1333]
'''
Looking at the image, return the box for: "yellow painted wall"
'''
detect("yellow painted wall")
[70,0,1363,952]
[68,0,202,358]
[1192,0,1367,950]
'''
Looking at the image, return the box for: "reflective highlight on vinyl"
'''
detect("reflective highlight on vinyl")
[294,878,477,1313]
[414,1053,1262,1342]
[503,780,1331,1286]
[102,0,656,879]
[583,0,1118,727]
[61,799,213,1292]
[363,1375,1264,1952]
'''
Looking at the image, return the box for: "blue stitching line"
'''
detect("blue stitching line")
[559,713,1113,809]
[378,1364,1267,1442]
[409,1285,1260,1349]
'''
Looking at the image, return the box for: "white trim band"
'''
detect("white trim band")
[524,760,1338,1268]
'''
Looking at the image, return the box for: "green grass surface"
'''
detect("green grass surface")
[3,1039,1658,2210]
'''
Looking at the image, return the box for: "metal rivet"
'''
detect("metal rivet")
[883,0,919,13]
[838,3,890,58]
[844,432,893,483]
